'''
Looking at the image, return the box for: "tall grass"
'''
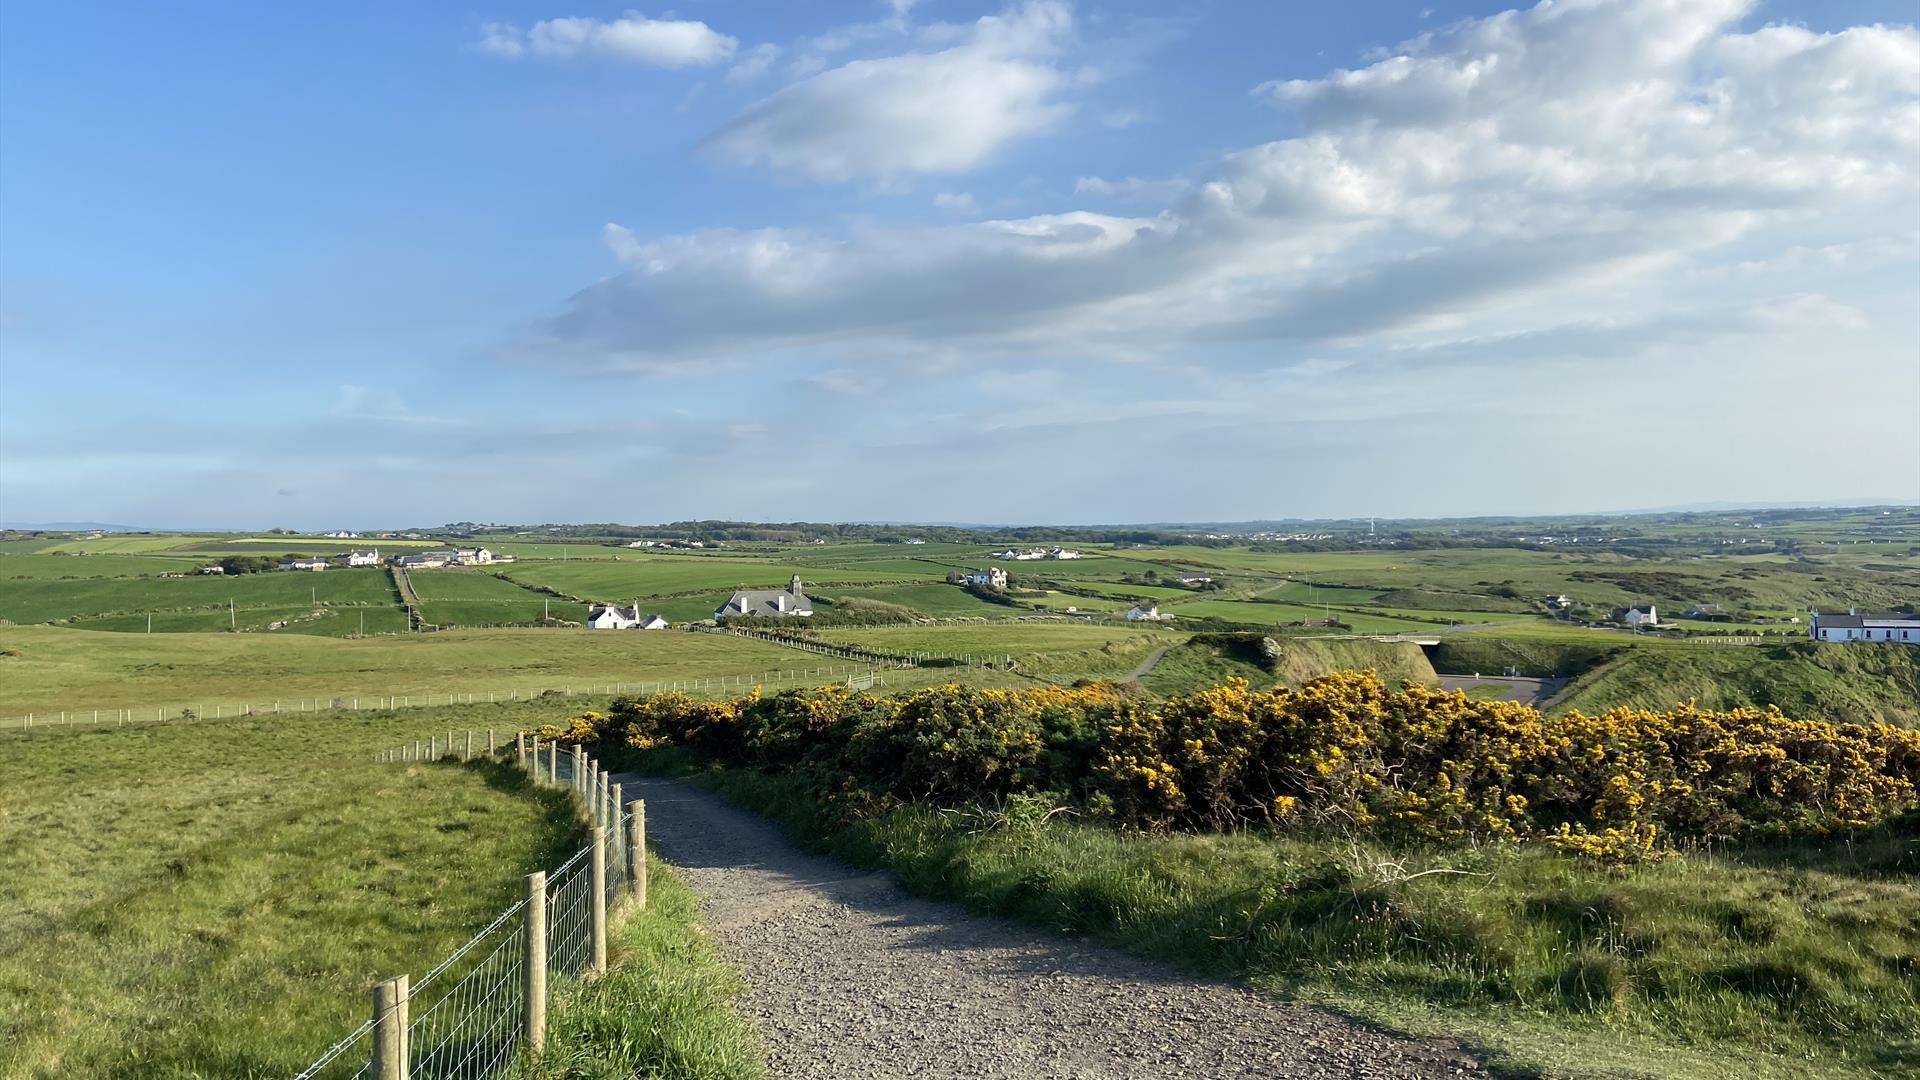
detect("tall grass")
[0,704,580,1078]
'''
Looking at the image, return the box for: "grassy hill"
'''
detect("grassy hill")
[1141,634,1438,697]
[1554,642,1920,725]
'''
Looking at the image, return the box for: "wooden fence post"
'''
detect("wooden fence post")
[628,800,647,909]
[548,741,558,785]
[464,730,472,760]
[589,826,608,975]
[371,973,409,1080]
[489,728,496,756]
[524,871,547,1053]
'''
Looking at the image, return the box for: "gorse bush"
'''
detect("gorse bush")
[536,672,1920,861]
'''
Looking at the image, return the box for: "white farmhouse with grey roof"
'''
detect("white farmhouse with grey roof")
[1810,609,1920,643]
[717,575,814,619]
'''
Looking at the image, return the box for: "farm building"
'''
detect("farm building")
[586,603,666,630]
[339,549,381,567]
[1809,610,1920,643]
[717,576,814,619]
[278,558,329,572]
[448,547,496,566]
[1178,573,1213,585]
[1617,605,1658,626]
[964,567,1008,589]
[395,553,449,569]
[1125,604,1165,621]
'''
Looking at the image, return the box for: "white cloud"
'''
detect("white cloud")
[480,12,736,67]
[933,192,978,213]
[725,43,782,85]
[524,0,1918,373]
[699,1,1077,182]
[329,385,453,425]
[1074,175,1189,201]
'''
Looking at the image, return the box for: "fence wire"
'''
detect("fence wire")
[293,744,643,1080]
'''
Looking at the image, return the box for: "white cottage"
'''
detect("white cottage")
[1810,610,1920,643]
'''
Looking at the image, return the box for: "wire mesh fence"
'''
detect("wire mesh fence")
[292,738,645,1080]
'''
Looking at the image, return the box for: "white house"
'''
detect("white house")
[717,575,814,619]
[637,613,670,630]
[1810,610,1920,643]
[339,549,381,567]
[1178,573,1213,585]
[965,567,1008,589]
[449,547,495,566]
[1544,594,1572,608]
[1125,604,1164,621]
[1621,605,1659,626]
[1049,548,1083,560]
[587,603,641,630]
[279,558,329,572]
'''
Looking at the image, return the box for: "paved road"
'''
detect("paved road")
[621,774,1482,1080]
[1436,674,1566,707]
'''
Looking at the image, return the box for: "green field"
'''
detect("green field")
[0,553,207,579]
[821,583,1017,617]
[0,566,400,626]
[502,555,909,600]
[1553,641,1920,724]
[409,569,582,627]
[0,707,579,1077]
[814,622,1176,678]
[0,625,817,716]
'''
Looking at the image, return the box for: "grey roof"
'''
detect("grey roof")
[717,586,812,617]
[1814,611,1920,628]
[589,603,641,620]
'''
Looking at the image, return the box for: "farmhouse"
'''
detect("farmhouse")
[1809,609,1920,643]
[448,547,495,566]
[1544,594,1572,608]
[278,558,328,572]
[717,575,814,619]
[586,603,666,630]
[1125,604,1165,621]
[965,567,1008,589]
[197,564,225,575]
[1618,605,1658,627]
[1178,573,1213,585]
[338,549,381,567]
[1050,548,1083,559]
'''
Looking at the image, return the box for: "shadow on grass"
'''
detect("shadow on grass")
[1714,809,1918,877]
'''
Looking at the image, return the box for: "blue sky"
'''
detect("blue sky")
[1,0,1916,529]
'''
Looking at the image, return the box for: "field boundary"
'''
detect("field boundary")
[296,735,643,1080]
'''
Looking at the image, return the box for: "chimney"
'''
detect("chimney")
[776,594,787,613]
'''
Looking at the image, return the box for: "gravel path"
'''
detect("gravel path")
[619,775,1482,1080]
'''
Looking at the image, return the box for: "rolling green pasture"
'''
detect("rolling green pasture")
[0,567,398,625]
[1060,580,1199,601]
[0,707,580,1078]
[822,583,1016,617]
[0,553,206,579]
[814,622,1176,678]
[504,555,908,598]
[68,603,413,637]
[410,569,581,627]
[0,625,810,715]
[1155,597,1441,633]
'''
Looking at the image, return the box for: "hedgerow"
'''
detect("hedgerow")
[535,672,1920,862]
